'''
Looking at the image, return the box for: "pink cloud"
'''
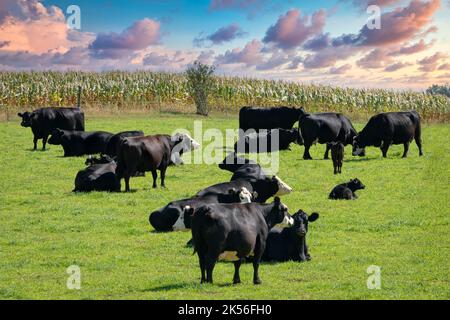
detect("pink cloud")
[194,23,246,47]
[391,39,435,55]
[438,63,450,71]
[215,39,263,66]
[418,52,448,72]
[263,9,326,49]
[357,49,393,69]
[328,64,352,74]
[89,19,161,59]
[384,62,413,72]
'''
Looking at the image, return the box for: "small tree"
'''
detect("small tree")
[186,61,216,116]
[426,84,450,98]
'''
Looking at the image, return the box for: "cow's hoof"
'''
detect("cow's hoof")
[233,279,241,285]
[253,279,262,285]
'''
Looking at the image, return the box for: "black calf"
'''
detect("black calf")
[329,178,365,200]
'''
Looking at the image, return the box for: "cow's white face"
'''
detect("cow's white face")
[171,133,200,165]
[276,204,294,228]
[238,187,253,203]
[172,206,191,232]
[274,176,293,196]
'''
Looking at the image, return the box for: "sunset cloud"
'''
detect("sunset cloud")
[194,23,246,47]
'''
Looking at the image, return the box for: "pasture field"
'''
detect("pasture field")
[0,112,449,300]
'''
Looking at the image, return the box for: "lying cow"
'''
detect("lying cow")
[218,152,258,172]
[73,156,120,192]
[329,178,365,200]
[196,175,292,203]
[104,131,144,157]
[116,133,197,191]
[234,128,302,153]
[352,111,423,158]
[218,153,267,181]
[298,108,358,160]
[18,107,84,150]
[262,210,319,262]
[149,187,255,232]
[239,106,302,132]
[191,197,294,285]
[48,129,114,157]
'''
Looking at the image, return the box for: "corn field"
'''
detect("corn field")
[1,71,449,121]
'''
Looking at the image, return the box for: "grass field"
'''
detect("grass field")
[0,112,449,300]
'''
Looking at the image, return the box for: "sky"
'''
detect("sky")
[0,0,449,90]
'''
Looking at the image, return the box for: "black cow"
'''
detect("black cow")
[191,197,294,285]
[218,153,268,181]
[234,128,303,153]
[73,157,120,192]
[298,108,358,160]
[104,131,144,157]
[18,107,84,150]
[239,106,302,132]
[48,129,114,157]
[352,111,423,158]
[116,133,195,191]
[329,142,344,174]
[329,178,365,200]
[218,152,257,173]
[85,154,115,166]
[149,187,255,232]
[262,210,319,262]
[196,175,292,203]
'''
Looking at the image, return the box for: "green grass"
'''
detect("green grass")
[0,113,449,300]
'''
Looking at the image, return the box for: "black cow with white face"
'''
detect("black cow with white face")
[48,129,114,157]
[149,187,255,232]
[191,197,294,285]
[74,156,120,192]
[234,128,303,153]
[298,108,358,160]
[329,178,365,200]
[18,107,84,150]
[262,210,319,262]
[352,111,423,158]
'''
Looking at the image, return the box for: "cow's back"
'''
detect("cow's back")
[38,107,84,132]
[239,107,299,131]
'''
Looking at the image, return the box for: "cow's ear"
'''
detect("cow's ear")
[274,196,281,204]
[308,213,319,222]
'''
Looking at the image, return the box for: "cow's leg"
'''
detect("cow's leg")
[324,144,330,159]
[415,135,423,156]
[402,141,410,158]
[303,143,313,160]
[233,260,242,284]
[252,238,264,285]
[151,170,157,188]
[380,140,390,158]
[205,252,218,284]
[42,135,48,150]
[33,136,38,150]
[124,175,131,192]
[333,162,337,175]
[160,168,166,188]
[198,252,206,283]
[304,241,311,261]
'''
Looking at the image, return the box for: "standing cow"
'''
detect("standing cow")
[352,111,423,158]
[116,133,197,191]
[239,106,302,132]
[103,131,144,157]
[298,108,358,160]
[18,107,84,150]
[191,197,294,285]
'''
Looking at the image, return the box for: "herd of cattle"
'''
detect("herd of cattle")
[18,105,423,285]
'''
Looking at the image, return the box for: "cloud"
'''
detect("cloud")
[303,46,357,69]
[303,33,332,51]
[390,39,435,55]
[215,39,263,66]
[194,23,246,47]
[384,61,413,72]
[357,49,393,69]
[328,64,352,74]
[89,18,161,59]
[418,52,448,72]
[263,9,326,50]
[438,63,450,71]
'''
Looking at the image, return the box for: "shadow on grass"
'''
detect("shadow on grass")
[140,282,194,292]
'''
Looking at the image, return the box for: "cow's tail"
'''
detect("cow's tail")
[115,139,129,179]
[191,206,212,256]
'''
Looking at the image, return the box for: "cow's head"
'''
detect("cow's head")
[18,112,36,127]
[273,175,293,196]
[237,187,256,203]
[352,136,366,156]
[48,129,65,145]
[268,197,294,228]
[171,133,200,165]
[348,178,365,191]
[218,152,254,172]
[287,128,303,145]
[172,206,195,231]
[291,210,319,237]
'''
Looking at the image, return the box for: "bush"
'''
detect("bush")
[185,61,216,116]
[426,84,450,98]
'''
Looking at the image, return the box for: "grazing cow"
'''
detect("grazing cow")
[329,178,365,200]
[18,107,84,150]
[352,111,423,158]
[262,210,319,262]
[116,133,196,191]
[298,108,358,160]
[191,197,294,285]
[329,142,344,174]
[149,187,255,232]
[48,129,114,157]
[73,157,120,192]
[196,175,292,203]
[239,106,302,132]
[104,131,144,157]
[234,128,303,153]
